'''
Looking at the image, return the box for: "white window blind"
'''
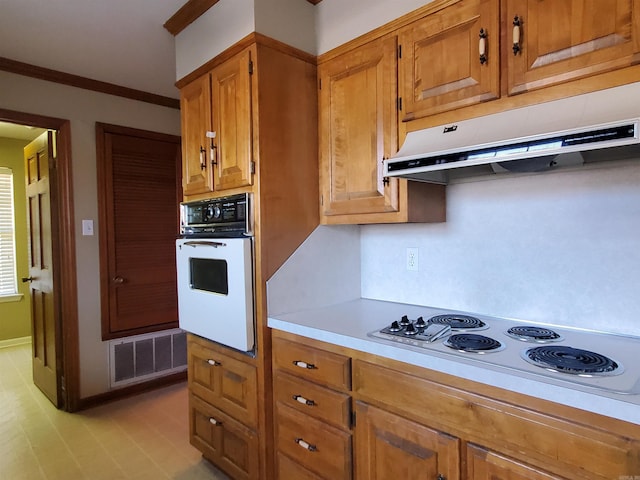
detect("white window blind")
[0,167,18,296]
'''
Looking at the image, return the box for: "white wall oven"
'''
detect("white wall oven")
[176,193,254,352]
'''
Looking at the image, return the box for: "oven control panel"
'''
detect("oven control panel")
[180,193,251,236]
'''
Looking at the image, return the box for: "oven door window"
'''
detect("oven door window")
[189,258,228,295]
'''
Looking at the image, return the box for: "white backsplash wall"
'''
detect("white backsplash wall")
[361,160,640,337]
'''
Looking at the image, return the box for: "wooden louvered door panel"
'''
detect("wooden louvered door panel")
[97,124,181,339]
[506,0,640,95]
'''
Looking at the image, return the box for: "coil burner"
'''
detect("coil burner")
[522,345,622,376]
[506,326,563,343]
[444,333,505,353]
[428,314,487,331]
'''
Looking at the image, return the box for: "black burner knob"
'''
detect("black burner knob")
[404,323,418,335]
[389,320,402,332]
[399,315,411,326]
[416,316,426,328]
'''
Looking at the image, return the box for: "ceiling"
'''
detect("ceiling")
[0,122,47,141]
[0,0,185,100]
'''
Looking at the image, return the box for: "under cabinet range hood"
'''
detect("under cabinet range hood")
[384,82,640,184]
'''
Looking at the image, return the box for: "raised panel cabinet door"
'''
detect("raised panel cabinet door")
[354,401,460,480]
[506,0,640,95]
[211,46,254,191]
[398,0,500,121]
[180,73,213,195]
[318,35,400,218]
[187,341,258,428]
[467,444,568,480]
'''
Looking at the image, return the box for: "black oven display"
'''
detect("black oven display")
[189,258,228,295]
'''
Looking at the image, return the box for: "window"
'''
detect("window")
[0,167,18,297]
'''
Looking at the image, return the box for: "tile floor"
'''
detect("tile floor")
[0,342,230,480]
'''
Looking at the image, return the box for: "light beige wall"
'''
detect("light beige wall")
[0,70,181,397]
[0,137,31,342]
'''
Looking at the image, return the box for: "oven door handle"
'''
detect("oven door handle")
[183,240,227,248]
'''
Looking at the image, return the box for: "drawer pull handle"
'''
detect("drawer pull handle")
[479,28,488,64]
[294,437,317,452]
[209,417,222,426]
[292,360,316,369]
[206,359,221,366]
[512,15,522,55]
[292,395,315,406]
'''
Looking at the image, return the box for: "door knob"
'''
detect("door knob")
[21,276,33,283]
[112,276,125,284]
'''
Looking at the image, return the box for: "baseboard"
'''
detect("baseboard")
[0,336,31,349]
[76,371,188,411]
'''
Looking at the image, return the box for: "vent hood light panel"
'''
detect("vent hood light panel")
[384,83,640,184]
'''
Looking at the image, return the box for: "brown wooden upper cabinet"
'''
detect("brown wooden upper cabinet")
[398,0,500,122]
[180,45,255,197]
[318,35,446,224]
[505,0,640,96]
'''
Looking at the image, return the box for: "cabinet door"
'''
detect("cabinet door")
[506,0,640,95]
[398,0,500,121]
[211,45,254,191]
[188,340,258,428]
[467,444,568,480]
[180,74,213,196]
[354,401,460,480]
[318,35,400,218]
[190,394,260,480]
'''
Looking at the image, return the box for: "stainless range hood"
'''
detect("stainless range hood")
[384,82,640,184]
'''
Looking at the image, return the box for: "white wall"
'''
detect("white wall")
[0,70,181,397]
[361,161,640,336]
[175,0,316,80]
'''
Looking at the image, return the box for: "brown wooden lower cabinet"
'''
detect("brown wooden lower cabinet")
[354,401,460,480]
[271,330,640,480]
[189,394,259,480]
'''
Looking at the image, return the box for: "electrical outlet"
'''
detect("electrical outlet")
[406,247,419,271]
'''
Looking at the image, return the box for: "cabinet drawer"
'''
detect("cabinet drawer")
[276,453,326,480]
[188,339,258,428]
[274,372,351,430]
[273,337,351,390]
[189,394,259,480]
[276,404,352,480]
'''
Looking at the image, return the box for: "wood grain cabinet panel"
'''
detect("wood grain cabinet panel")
[505,0,640,95]
[189,394,259,480]
[398,0,500,121]
[467,444,569,480]
[318,34,446,225]
[275,404,352,480]
[354,401,460,480]
[188,337,258,429]
[180,74,213,196]
[273,336,351,390]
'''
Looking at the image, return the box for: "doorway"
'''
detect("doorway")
[0,108,79,412]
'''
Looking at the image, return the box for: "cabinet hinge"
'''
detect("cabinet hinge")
[351,410,356,427]
[397,97,402,111]
[398,44,402,59]
[319,78,322,90]
[250,160,256,174]
[248,59,254,75]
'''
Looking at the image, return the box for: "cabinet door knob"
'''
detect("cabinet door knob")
[479,28,488,64]
[209,417,222,426]
[206,359,221,366]
[512,16,522,55]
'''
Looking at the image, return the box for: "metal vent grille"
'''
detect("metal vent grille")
[109,329,187,388]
